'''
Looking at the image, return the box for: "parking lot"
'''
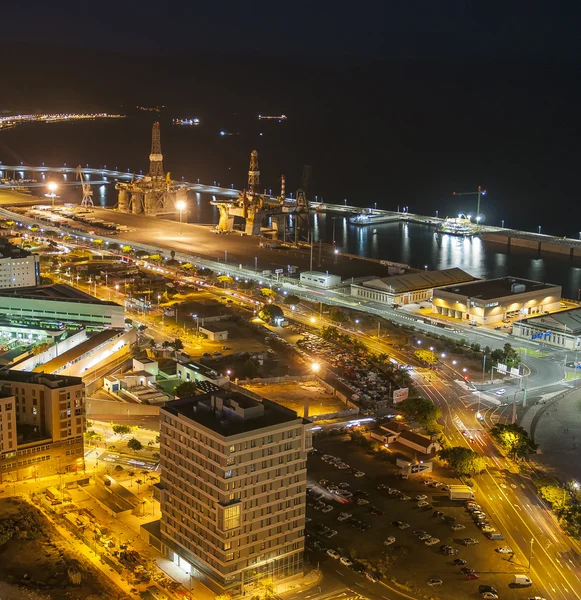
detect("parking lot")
[306,435,543,600]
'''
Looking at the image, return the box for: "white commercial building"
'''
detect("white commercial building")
[0,284,124,329]
[299,271,342,289]
[0,241,40,289]
[512,307,581,350]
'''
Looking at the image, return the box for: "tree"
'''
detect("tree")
[109,242,120,251]
[491,423,537,460]
[149,253,163,262]
[217,275,233,286]
[155,435,160,444]
[152,452,160,461]
[93,239,104,247]
[328,307,348,323]
[399,396,442,429]
[320,326,341,342]
[414,349,438,366]
[84,430,103,446]
[283,294,300,305]
[258,304,283,324]
[538,484,569,512]
[216,594,233,600]
[112,424,131,436]
[114,465,124,474]
[121,245,133,254]
[135,479,143,494]
[244,359,259,378]
[260,287,277,300]
[182,263,194,271]
[128,471,136,487]
[439,446,486,476]
[175,380,200,398]
[127,438,143,453]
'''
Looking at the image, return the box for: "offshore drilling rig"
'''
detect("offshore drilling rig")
[115,122,187,216]
[212,150,298,237]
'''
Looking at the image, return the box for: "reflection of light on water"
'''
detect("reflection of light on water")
[313,213,320,241]
[401,223,410,264]
[99,185,106,207]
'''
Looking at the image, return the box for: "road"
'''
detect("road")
[417,365,581,600]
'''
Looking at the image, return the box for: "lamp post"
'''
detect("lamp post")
[48,182,57,207]
[176,200,186,235]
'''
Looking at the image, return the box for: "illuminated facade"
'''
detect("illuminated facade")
[432,277,561,324]
[0,371,85,481]
[159,391,311,595]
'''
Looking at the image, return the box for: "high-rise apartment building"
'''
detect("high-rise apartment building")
[0,240,40,289]
[159,391,311,595]
[0,371,85,481]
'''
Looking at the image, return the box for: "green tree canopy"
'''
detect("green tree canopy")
[283,294,301,305]
[112,424,131,435]
[491,423,537,460]
[439,446,486,476]
[258,304,283,323]
[260,288,277,299]
[175,380,199,398]
[127,438,143,453]
[399,396,442,429]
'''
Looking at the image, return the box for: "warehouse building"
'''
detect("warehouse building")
[350,268,475,306]
[299,271,342,289]
[0,284,124,329]
[512,307,581,350]
[432,277,561,325]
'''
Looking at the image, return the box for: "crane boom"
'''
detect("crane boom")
[452,186,486,221]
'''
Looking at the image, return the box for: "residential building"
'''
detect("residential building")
[0,371,85,481]
[432,277,561,324]
[0,283,124,329]
[350,268,475,306]
[159,390,311,595]
[0,240,40,289]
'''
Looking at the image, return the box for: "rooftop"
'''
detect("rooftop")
[438,276,560,300]
[398,429,436,449]
[199,323,229,333]
[360,268,475,293]
[0,239,33,260]
[0,283,121,307]
[162,390,305,437]
[0,370,83,388]
[516,307,581,335]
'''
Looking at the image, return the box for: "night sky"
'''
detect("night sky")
[3,1,581,234]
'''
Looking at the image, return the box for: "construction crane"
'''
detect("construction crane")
[296,165,311,212]
[76,165,94,207]
[452,186,487,222]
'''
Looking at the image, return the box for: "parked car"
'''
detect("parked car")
[365,572,379,583]
[415,494,428,501]
[340,556,353,567]
[496,546,513,554]
[417,501,429,508]
[327,549,340,559]
[425,537,440,546]
[398,522,410,530]
[453,558,466,566]
[452,524,466,531]
[383,536,396,546]
[481,594,498,600]
[427,579,443,586]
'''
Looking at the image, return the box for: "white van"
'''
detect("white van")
[513,574,532,586]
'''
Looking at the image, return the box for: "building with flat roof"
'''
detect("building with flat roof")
[512,307,581,350]
[299,271,342,289]
[199,324,228,341]
[350,268,475,306]
[0,239,40,289]
[432,277,561,325]
[0,371,85,481]
[0,283,124,329]
[158,390,311,595]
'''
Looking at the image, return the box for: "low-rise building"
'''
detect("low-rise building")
[0,283,124,329]
[0,371,85,481]
[299,271,342,289]
[432,277,561,324]
[350,268,475,306]
[176,361,229,387]
[512,307,581,350]
[199,324,229,341]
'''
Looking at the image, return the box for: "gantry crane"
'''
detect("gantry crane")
[452,186,487,222]
[76,165,94,207]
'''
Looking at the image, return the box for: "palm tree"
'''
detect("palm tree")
[135,479,143,494]
[128,471,135,487]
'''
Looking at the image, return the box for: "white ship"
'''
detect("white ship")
[439,215,479,236]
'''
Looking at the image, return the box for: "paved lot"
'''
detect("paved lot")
[307,436,538,600]
[243,380,346,417]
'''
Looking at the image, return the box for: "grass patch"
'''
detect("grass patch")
[515,348,550,358]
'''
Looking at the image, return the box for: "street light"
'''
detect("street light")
[311,362,320,373]
[176,199,186,235]
[47,182,57,207]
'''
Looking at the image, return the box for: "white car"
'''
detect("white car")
[357,498,369,505]
[337,512,352,522]
[451,524,466,531]
[417,501,429,508]
[418,532,432,541]
[415,494,428,501]
[495,388,506,396]
[102,458,116,462]
[400,495,411,501]
[327,549,340,559]
[496,546,514,554]
[354,471,365,478]
[383,536,396,546]
[425,537,440,546]
[398,522,410,530]
[482,594,499,600]
[322,505,334,513]
[427,579,443,586]
[340,556,353,567]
